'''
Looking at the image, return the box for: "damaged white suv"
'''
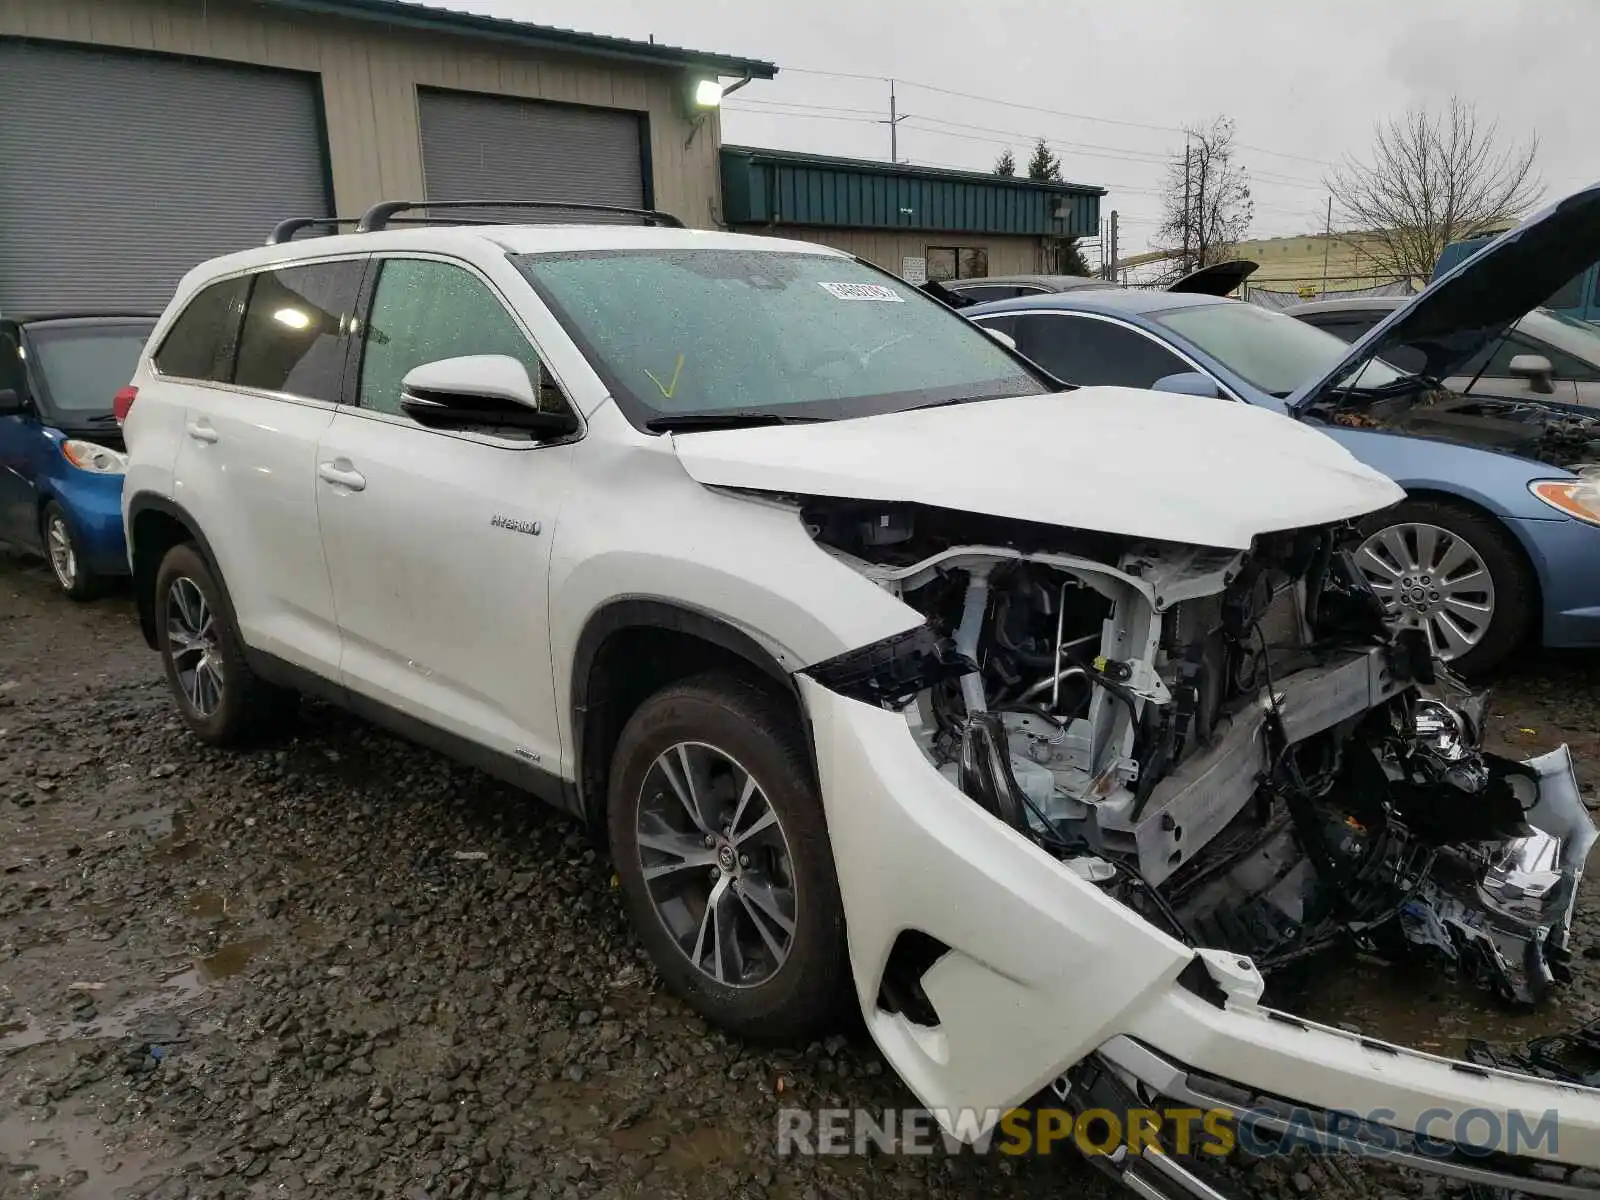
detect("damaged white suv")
[122,200,1600,1198]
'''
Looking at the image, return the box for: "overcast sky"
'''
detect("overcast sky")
[453,0,1598,258]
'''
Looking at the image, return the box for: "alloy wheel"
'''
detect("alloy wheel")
[166,577,225,717]
[45,514,76,590]
[1355,521,1496,662]
[635,741,798,989]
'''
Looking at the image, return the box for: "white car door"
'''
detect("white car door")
[314,254,575,773]
[167,259,365,677]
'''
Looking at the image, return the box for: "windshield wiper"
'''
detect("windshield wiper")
[644,411,826,432]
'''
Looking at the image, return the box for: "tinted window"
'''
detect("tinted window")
[359,258,553,418]
[27,322,155,419]
[1547,269,1587,312]
[0,326,24,400]
[1460,332,1596,385]
[1301,314,1382,345]
[515,249,1044,424]
[951,285,1020,303]
[233,261,364,402]
[154,277,248,381]
[974,314,1020,338]
[1014,314,1187,388]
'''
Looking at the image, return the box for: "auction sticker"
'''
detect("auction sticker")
[818,281,905,302]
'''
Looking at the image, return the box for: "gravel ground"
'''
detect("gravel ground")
[4,545,1600,1200]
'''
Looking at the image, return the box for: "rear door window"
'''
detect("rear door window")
[233,261,366,403]
[153,276,249,382]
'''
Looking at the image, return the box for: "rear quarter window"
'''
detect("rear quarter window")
[154,276,249,381]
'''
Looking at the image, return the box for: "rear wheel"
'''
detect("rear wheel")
[42,501,106,601]
[153,542,295,746]
[607,673,850,1041]
[1354,497,1534,676]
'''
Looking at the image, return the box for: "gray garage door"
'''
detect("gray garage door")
[418,88,646,223]
[0,40,330,315]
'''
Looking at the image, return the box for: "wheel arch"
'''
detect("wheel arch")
[569,598,805,833]
[1380,485,1547,645]
[126,493,238,651]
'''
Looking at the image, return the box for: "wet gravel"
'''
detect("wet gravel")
[4,545,1600,1200]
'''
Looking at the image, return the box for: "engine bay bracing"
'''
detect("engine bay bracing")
[801,498,1597,1010]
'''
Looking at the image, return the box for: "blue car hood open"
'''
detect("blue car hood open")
[1288,181,1600,415]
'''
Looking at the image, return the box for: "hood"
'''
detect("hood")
[670,389,1404,551]
[1290,180,1600,415]
[1169,259,1258,296]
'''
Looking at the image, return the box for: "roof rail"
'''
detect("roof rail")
[356,199,686,233]
[266,215,450,245]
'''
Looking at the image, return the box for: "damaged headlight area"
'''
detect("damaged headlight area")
[801,499,1596,1009]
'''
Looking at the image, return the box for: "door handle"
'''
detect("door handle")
[317,461,366,492]
[185,421,219,444]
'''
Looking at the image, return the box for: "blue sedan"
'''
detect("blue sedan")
[0,313,156,598]
[959,182,1600,674]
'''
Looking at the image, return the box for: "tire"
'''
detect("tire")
[153,542,296,746]
[41,501,106,602]
[607,672,850,1042]
[1354,497,1535,677]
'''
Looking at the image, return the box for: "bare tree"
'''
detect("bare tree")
[1325,97,1541,284]
[1158,117,1254,278]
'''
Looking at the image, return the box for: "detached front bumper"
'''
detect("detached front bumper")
[798,676,1600,1192]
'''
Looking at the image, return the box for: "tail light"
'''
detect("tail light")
[113,385,138,424]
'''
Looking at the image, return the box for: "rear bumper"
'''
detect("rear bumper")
[800,676,1600,1192]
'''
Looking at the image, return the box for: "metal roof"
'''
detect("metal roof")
[720,145,1103,239]
[252,0,778,77]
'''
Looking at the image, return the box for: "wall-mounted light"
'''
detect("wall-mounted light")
[692,78,723,108]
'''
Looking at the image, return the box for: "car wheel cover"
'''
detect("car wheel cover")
[1355,521,1496,661]
[166,577,225,717]
[46,513,76,590]
[635,740,798,989]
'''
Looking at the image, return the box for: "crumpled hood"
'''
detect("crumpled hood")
[670,389,1404,550]
[1290,180,1600,413]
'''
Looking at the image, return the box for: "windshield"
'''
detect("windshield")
[1151,301,1406,397]
[514,249,1046,426]
[27,321,153,419]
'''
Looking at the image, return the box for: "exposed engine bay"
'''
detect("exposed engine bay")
[1312,386,1600,470]
[802,499,1594,1008]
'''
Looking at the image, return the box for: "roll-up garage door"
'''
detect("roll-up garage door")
[418,88,646,223]
[0,40,331,314]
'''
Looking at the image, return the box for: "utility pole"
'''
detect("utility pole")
[1192,142,1206,272]
[1109,210,1120,281]
[880,79,909,164]
[1181,137,1192,276]
[1320,195,1333,295]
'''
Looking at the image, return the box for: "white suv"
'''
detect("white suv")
[122,202,1600,1196]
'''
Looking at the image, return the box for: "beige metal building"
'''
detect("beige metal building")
[0,0,775,311]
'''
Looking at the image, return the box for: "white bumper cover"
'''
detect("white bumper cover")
[800,675,1600,1184]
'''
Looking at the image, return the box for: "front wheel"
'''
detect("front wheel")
[1353,498,1534,676]
[607,673,850,1042]
[42,501,106,601]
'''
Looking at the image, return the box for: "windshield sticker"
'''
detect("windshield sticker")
[817,282,905,302]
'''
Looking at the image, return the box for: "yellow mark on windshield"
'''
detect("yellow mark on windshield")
[645,354,685,400]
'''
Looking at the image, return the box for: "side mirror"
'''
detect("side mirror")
[399,354,579,439]
[0,387,24,417]
[983,327,1018,352]
[1151,371,1221,399]
[1508,353,1556,394]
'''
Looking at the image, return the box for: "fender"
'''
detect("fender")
[125,492,240,653]
[569,597,801,825]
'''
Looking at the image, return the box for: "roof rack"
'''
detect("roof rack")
[266,215,444,245]
[356,199,686,233]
